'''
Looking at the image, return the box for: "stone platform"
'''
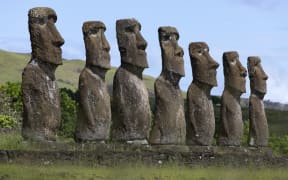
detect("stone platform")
[1,142,286,167]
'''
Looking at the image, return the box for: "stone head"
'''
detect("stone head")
[189,42,219,87]
[158,26,185,78]
[223,51,247,93]
[28,7,64,65]
[248,56,268,95]
[83,21,111,70]
[116,18,148,69]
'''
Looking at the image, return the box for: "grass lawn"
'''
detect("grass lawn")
[0,163,288,180]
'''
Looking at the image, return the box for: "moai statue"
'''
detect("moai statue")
[111,19,151,144]
[186,42,219,145]
[74,21,111,142]
[217,51,247,146]
[22,7,64,141]
[149,26,186,145]
[248,56,269,147]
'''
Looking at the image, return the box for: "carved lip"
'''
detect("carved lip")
[176,56,184,62]
[137,44,146,51]
[54,47,62,54]
[209,69,217,76]
[138,49,146,56]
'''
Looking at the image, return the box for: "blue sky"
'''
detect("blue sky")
[1,0,288,102]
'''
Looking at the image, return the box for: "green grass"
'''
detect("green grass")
[0,49,156,90]
[0,132,27,150]
[0,50,30,84]
[0,163,287,180]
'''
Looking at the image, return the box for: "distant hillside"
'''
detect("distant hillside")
[1,49,287,135]
[0,49,155,91]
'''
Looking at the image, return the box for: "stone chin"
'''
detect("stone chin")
[254,87,267,95]
[201,80,217,87]
[253,79,267,95]
[33,47,63,65]
[194,72,218,87]
[86,55,111,69]
[228,78,246,93]
[121,55,149,69]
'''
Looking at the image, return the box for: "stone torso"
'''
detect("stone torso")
[186,83,215,145]
[149,76,186,144]
[75,68,111,141]
[217,89,243,146]
[111,67,151,141]
[248,94,269,146]
[22,61,60,141]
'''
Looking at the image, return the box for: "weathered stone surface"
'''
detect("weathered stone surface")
[22,7,64,141]
[111,19,151,143]
[217,51,247,146]
[186,42,219,145]
[1,145,279,168]
[149,26,186,145]
[74,21,111,142]
[248,56,269,147]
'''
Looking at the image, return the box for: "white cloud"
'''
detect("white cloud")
[264,63,288,103]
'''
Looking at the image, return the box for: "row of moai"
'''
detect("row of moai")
[22,7,269,147]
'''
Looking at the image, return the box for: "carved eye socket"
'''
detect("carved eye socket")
[163,35,171,41]
[125,26,135,33]
[229,57,238,64]
[88,28,99,35]
[197,49,203,55]
[170,34,178,41]
[39,17,48,25]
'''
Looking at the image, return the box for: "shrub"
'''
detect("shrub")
[0,115,17,129]
[241,120,249,146]
[59,88,77,138]
[0,82,22,113]
[0,82,22,128]
[269,135,288,155]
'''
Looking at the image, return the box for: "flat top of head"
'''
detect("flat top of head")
[82,21,106,35]
[116,18,140,32]
[248,56,261,66]
[189,42,209,53]
[223,51,239,60]
[158,26,179,40]
[28,7,57,21]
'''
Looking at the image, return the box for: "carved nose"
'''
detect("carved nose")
[263,74,268,80]
[51,24,64,47]
[102,35,110,52]
[212,60,219,69]
[175,46,184,57]
[241,68,247,77]
[54,36,64,47]
[209,56,219,69]
[136,32,147,50]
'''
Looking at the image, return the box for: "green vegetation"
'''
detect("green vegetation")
[0,115,17,129]
[0,82,78,138]
[0,49,156,90]
[0,50,30,84]
[0,49,288,155]
[59,88,77,138]
[0,163,287,180]
[0,133,25,150]
[269,135,288,155]
[0,82,22,129]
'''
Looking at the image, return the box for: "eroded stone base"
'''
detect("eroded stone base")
[0,143,284,167]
